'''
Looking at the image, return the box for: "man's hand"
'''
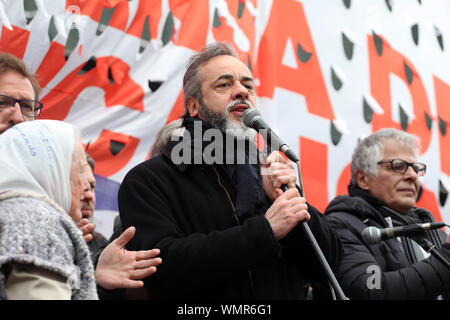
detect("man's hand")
[76,218,94,243]
[265,188,310,240]
[95,226,162,290]
[261,151,297,201]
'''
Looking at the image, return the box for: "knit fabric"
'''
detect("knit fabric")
[0,192,98,300]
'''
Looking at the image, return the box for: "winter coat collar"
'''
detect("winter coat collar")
[162,117,265,221]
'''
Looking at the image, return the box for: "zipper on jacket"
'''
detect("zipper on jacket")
[212,165,256,297]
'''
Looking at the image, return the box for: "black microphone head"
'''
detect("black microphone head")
[242,108,264,130]
[361,226,382,245]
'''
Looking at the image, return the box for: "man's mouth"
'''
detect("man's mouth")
[230,104,250,117]
[398,188,415,195]
[81,208,92,218]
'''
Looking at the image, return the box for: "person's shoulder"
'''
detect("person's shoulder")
[129,154,173,174]
[0,195,62,221]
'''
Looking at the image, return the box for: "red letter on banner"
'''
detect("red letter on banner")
[212,0,256,63]
[255,0,334,120]
[85,129,140,177]
[170,0,209,51]
[433,76,450,175]
[126,1,162,40]
[368,34,431,152]
[40,56,144,120]
[66,0,129,31]
[0,26,30,59]
[299,137,328,213]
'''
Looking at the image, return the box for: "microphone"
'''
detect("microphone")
[242,108,299,162]
[361,222,446,245]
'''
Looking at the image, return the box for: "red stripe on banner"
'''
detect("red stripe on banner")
[35,41,66,89]
[166,89,185,124]
[0,25,30,59]
[433,76,450,176]
[300,136,328,213]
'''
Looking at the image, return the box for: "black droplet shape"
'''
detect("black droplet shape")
[439,180,448,207]
[148,80,163,92]
[342,32,354,60]
[439,117,447,136]
[139,16,151,53]
[342,0,351,9]
[373,31,383,56]
[213,8,221,28]
[385,0,393,12]
[48,16,58,42]
[65,23,80,60]
[363,98,374,123]
[110,140,125,156]
[296,42,312,63]
[434,25,444,51]
[162,11,174,46]
[425,111,433,130]
[330,121,342,146]
[404,61,413,84]
[78,56,97,75]
[24,0,38,24]
[399,104,409,131]
[331,67,343,91]
[97,6,116,36]
[237,0,245,18]
[411,23,419,46]
[108,67,114,85]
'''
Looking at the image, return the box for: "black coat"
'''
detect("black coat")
[118,119,342,300]
[324,186,450,299]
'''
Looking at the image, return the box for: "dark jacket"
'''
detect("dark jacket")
[324,185,450,299]
[118,118,342,299]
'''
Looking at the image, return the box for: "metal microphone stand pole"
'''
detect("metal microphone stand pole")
[415,237,450,270]
[280,160,349,300]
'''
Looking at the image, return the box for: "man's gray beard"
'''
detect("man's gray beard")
[198,99,257,141]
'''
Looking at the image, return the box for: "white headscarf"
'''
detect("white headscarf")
[0,120,76,213]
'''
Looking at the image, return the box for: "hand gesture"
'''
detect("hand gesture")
[261,151,297,201]
[76,218,94,243]
[95,226,162,290]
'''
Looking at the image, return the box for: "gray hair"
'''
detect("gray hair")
[149,119,184,158]
[350,128,421,186]
[182,42,237,118]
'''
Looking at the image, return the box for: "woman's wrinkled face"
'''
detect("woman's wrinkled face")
[69,141,89,222]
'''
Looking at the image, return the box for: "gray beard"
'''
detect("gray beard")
[198,98,256,141]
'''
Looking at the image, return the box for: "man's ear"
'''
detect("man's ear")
[186,97,199,118]
[355,169,371,190]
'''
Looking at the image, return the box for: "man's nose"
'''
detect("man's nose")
[232,82,249,100]
[8,102,24,125]
[83,188,94,200]
[404,165,418,179]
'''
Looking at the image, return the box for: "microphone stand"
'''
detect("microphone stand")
[413,236,450,270]
[280,159,349,300]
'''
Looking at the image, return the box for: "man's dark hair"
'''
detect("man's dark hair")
[0,52,41,100]
[182,42,237,118]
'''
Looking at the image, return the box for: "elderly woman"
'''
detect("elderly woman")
[0,120,161,299]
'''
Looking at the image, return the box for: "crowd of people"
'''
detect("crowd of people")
[0,42,449,300]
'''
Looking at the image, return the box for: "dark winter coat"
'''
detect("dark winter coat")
[324,185,450,299]
[118,118,342,299]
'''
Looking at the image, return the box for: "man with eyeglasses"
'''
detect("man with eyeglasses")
[315,128,450,299]
[0,53,42,134]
